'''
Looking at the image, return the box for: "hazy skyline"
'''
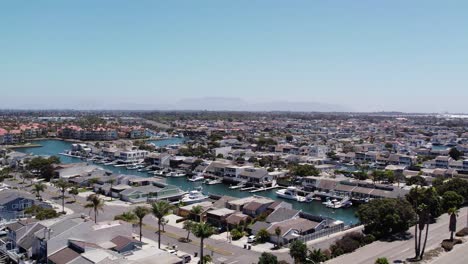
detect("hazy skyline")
[1,1,467,113]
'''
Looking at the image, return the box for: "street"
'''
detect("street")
[326,207,468,264]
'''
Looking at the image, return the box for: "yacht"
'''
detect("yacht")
[188,173,205,182]
[206,179,222,185]
[166,171,186,177]
[153,169,167,176]
[275,187,307,202]
[181,188,208,204]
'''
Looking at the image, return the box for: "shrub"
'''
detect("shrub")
[375,257,389,264]
[230,229,244,240]
[256,228,270,243]
[441,239,462,252]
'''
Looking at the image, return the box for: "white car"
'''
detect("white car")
[247,235,255,243]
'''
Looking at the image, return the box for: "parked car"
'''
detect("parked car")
[180,254,192,263]
[247,235,255,243]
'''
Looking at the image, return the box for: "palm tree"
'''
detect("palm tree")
[289,240,307,264]
[161,217,168,232]
[183,220,195,242]
[274,226,282,249]
[309,248,328,264]
[151,200,174,249]
[134,206,149,242]
[107,179,116,201]
[193,222,215,264]
[190,205,204,222]
[69,186,79,202]
[84,194,105,223]
[114,211,137,223]
[33,182,47,200]
[448,207,459,241]
[55,179,70,213]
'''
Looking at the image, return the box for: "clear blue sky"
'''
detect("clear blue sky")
[1,1,467,112]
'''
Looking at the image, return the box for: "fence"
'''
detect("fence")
[284,223,344,247]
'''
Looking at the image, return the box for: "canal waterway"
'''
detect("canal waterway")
[17,139,359,224]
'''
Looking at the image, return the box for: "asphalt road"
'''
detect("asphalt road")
[326,207,468,264]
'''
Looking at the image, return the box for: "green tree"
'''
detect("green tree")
[441,191,464,211]
[183,220,195,242]
[190,205,204,222]
[27,156,60,181]
[69,186,79,202]
[134,206,150,242]
[107,178,116,201]
[114,211,137,223]
[193,222,215,264]
[448,207,459,241]
[33,182,47,200]
[289,240,307,264]
[406,187,442,260]
[436,178,468,202]
[256,228,270,243]
[84,194,105,223]
[55,179,70,213]
[258,252,278,264]
[357,198,416,239]
[375,257,389,264]
[151,200,174,249]
[25,205,59,220]
[290,164,319,177]
[448,147,462,160]
[274,226,282,249]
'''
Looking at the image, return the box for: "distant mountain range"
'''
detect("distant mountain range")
[95,97,352,112]
[1,96,352,112]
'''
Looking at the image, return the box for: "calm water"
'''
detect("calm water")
[17,139,359,224]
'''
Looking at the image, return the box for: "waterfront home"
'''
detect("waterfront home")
[205,208,236,228]
[204,160,231,177]
[223,165,253,183]
[242,200,275,218]
[302,176,410,200]
[55,164,103,179]
[250,207,327,245]
[145,153,170,168]
[0,189,38,220]
[119,150,148,163]
[225,212,250,228]
[265,201,293,214]
[238,168,274,187]
[226,196,275,212]
[119,182,184,203]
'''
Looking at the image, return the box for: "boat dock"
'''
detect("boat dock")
[249,185,281,193]
[240,186,256,191]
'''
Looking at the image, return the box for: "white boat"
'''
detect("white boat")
[181,188,208,204]
[275,187,307,202]
[166,171,186,177]
[153,170,167,176]
[126,165,140,170]
[138,167,151,172]
[229,182,246,189]
[188,173,205,182]
[206,179,222,185]
[325,197,352,209]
